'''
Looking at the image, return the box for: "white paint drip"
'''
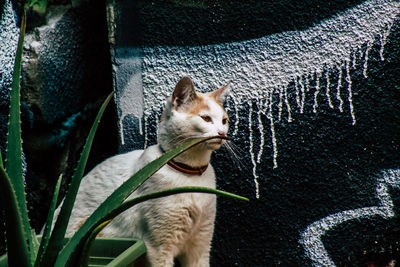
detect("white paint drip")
[143,114,148,149]
[119,119,125,145]
[295,77,301,109]
[313,72,321,113]
[257,101,265,164]
[268,90,278,169]
[278,86,284,121]
[336,64,344,113]
[300,169,400,267]
[379,34,385,61]
[379,22,393,61]
[119,0,400,198]
[284,85,292,122]
[358,45,364,62]
[325,71,334,109]
[248,102,260,199]
[299,77,306,114]
[139,118,143,136]
[305,74,311,92]
[345,59,356,125]
[363,42,372,78]
[352,50,357,69]
[231,96,240,136]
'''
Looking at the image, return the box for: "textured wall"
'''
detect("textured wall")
[111,0,400,266]
[0,0,18,150]
[0,0,118,254]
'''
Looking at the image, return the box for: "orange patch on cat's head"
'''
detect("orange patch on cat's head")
[207,93,225,108]
[187,94,210,116]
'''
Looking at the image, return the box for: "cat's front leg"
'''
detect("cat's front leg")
[145,244,175,267]
[177,233,213,267]
[178,248,211,267]
[178,213,215,267]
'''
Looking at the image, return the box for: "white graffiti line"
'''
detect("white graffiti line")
[299,169,399,267]
[115,0,400,197]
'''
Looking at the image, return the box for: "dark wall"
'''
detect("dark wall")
[212,32,400,265]
[112,0,400,266]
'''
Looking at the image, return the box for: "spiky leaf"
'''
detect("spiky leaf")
[34,174,62,267]
[0,165,31,267]
[41,92,114,266]
[4,10,34,263]
[54,136,228,267]
[98,186,248,232]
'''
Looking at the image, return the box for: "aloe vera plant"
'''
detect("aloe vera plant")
[0,1,248,266]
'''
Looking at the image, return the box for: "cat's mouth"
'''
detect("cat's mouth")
[206,138,224,146]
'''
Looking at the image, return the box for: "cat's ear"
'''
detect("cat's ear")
[211,83,230,103]
[172,76,197,109]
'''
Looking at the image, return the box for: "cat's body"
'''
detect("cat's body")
[59,77,230,267]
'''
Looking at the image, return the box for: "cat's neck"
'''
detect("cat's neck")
[159,143,212,168]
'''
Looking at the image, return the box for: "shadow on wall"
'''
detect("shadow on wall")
[116,0,365,46]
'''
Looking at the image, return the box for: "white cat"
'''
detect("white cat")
[63,76,230,267]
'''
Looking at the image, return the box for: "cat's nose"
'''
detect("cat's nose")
[218,131,226,137]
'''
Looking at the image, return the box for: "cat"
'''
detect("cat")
[61,76,230,267]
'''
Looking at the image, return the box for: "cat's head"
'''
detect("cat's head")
[158,76,230,152]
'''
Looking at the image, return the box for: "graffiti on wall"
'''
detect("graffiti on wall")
[116,0,399,199]
[300,169,400,266]
[106,0,400,265]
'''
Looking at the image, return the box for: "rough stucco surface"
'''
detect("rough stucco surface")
[23,5,91,124]
[111,0,400,266]
[0,0,18,150]
[0,0,118,254]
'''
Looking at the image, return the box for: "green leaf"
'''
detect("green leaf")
[54,136,228,267]
[34,174,62,267]
[0,165,31,267]
[101,186,248,224]
[6,5,26,204]
[41,92,114,267]
[79,220,111,267]
[4,10,34,263]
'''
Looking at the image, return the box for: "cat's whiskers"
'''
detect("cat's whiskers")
[222,140,249,172]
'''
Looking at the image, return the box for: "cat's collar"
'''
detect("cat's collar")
[167,160,208,175]
[159,146,209,175]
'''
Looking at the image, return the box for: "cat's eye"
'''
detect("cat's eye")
[222,118,228,125]
[201,115,212,123]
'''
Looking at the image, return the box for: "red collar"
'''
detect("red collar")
[167,160,208,175]
[159,145,208,175]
